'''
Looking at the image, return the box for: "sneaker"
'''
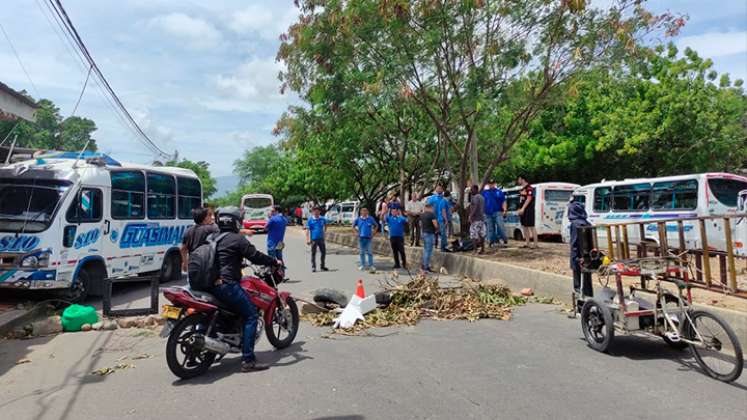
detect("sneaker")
[321,266,330,271]
[368,267,376,274]
[312,267,317,272]
[392,265,401,270]
[241,360,270,372]
[358,266,365,271]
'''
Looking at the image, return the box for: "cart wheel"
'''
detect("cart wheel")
[659,294,688,350]
[687,310,743,383]
[581,299,614,353]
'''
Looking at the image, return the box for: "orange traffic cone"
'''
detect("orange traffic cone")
[355,279,366,298]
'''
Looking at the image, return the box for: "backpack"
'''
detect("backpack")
[187,232,229,291]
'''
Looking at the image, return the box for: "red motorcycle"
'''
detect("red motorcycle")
[161,266,299,379]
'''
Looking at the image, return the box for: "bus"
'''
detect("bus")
[0,152,202,301]
[735,189,747,257]
[504,182,580,240]
[560,173,747,253]
[339,201,359,225]
[240,193,274,232]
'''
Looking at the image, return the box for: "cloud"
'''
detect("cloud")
[204,57,295,112]
[148,13,223,50]
[676,31,747,58]
[226,5,297,41]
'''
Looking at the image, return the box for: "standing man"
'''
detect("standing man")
[483,181,509,247]
[306,206,329,272]
[517,176,538,248]
[354,207,378,272]
[427,185,450,252]
[405,192,424,247]
[468,185,487,254]
[180,207,218,272]
[266,206,287,261]
[420,203,438,273]
[386,207,408,269]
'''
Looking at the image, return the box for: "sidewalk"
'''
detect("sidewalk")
[324,230,747,346]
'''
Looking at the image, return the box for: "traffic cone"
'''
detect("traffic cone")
[355,279,366,298]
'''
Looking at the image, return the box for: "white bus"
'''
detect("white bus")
[504,182,580,240]
[735,189,747,257]
[339,201,359,225]
[240,193,274,232]
[560,173,747,253]
[0,152,202,301]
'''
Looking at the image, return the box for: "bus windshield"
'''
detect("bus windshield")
[544,190,572,202]
[708,179,747,207]
[243,197,272,209]
[0,180,70,233]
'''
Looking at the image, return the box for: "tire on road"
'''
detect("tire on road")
[312,288,348,309]
[581,299,614,353]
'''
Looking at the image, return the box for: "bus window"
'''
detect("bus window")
[544,190,572,202]
[147,172,176,219]
[612,183,651,212]
[177,177,202,219]
[66,188,103,223]
[111,171,145,219]
[593,187,612,212]
[708,178,747,207]
[506,193,520,211]
[652,180,698,210]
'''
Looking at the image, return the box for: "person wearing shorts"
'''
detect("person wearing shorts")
[468,185,486,254]
[517,175,538,248]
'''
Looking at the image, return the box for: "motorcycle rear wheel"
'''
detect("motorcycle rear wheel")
[166,313,216,379]
[266,297,299,349]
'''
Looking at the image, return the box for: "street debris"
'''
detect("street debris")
[61,304,99,332]
[302,275,526,335]
[91,362,135,376]
[15,358,31,365]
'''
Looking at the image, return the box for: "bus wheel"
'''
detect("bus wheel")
[160,252,181,283]
[61,268,90,303]
[513,230,524,241]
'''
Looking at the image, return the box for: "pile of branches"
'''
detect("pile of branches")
[302,275,526,334]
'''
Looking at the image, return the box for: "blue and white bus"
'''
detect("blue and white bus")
[0,152,202,300]
[560,173,747,253]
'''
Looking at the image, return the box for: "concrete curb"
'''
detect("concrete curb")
[0,304,50,337]
[326,231,747,346]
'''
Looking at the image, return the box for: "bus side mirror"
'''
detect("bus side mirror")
[63,225,77,248]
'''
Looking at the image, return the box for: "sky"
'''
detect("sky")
[0,0,745,177]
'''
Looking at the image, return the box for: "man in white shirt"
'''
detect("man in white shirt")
[405,192,425,247]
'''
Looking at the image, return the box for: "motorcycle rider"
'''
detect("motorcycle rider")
[212,206,282,372]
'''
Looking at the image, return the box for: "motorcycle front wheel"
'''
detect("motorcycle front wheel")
[166,313,216,379]
[266,296,299,349]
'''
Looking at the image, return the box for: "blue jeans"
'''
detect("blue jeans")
[422,233,435,270]
[486,213,508,244]
[211,282,258,363]
[359,237,374,268]
[268,248,283,263]
[438,222,448,251]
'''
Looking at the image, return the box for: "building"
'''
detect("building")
[0,81,38,122]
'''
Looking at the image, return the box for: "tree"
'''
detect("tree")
[234,145,284,185]
[0,98,98,152]
[278,0,683,227]
[164,158,218,198]
[497,44,747,184]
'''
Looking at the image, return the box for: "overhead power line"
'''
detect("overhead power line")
[0,21,41,98]
[46,0,172,160]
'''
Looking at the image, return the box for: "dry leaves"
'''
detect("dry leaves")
[302,275,526,335]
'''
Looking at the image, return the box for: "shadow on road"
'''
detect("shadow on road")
[0,335,54,378]
[312,416,365,420]
[600,335,747,389]
[171,341,312,385]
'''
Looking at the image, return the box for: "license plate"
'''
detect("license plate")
[161,305,182,320]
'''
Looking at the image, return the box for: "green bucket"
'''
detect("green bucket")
[61,304,99,332]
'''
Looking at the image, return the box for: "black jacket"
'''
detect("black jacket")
[215,232,276,283]
[568,200,590,271]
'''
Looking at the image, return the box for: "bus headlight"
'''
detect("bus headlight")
[21,252,50,268]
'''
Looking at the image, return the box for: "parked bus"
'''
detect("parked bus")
[560,173,747,253]
[0,152,202,301]
[504,182,580,240]
[735,189,747,257]
[339,201,359,225]
[240,193,274,232]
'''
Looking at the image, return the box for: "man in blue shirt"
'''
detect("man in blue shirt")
[482,180,508,246]
[386,207,408,269]
[427,184,451,252]
[266,206,287,263]
[305,206,329,272]
[353,207,378,272]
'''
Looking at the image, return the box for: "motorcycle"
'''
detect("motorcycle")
[161,265,299,379]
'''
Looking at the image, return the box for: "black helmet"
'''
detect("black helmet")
[216,206,243,233]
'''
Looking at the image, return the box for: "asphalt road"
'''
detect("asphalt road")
[1,227,745,420]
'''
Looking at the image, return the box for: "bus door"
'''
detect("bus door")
[62,186,107,280]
